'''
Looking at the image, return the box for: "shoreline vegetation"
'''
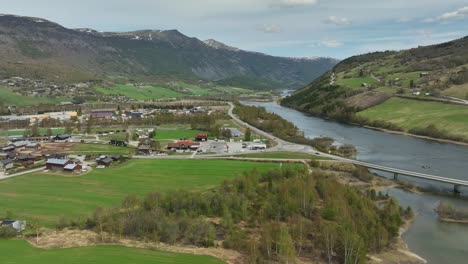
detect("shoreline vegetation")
[278,98,468,147]
[435,202,468,224]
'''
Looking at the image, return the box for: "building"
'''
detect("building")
[96,156,114,167]
[0,220,26,232]
[46,158,72,170]
[63,163,82,173]
[10,141,31,149]
[16,154,39,165]
[90,111,114,119]
[48,153,68,159]
[195,133,208,142]
[25,142,41,150]
[138,145,153,155]
[53,134,71,141]
[167,140,200,150]
[1,146,15,153]
[0,159,14,171]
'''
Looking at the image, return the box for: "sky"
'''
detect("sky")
[1,0,467,59]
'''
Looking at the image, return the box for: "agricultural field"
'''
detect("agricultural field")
[442,84,468,100]
[65,143,134,155]
[0,88,67,106]
[166,82,254,96]
[0,128,65,137]
[0,159,285,225]
[235,151,325,160]
[357,97,468,138]
[153,129,207,140]
[0,240,223,264]
[95,85,181,100]
[336,77,377,88]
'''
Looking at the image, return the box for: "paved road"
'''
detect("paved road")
[0,166,46,180]
[226,102,468,189]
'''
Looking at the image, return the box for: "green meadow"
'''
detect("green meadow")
[95,84,181,100]
[235,151,325,160]
[358,97,468,138]
[65,143,135,155]
[0,88,67,106]
[0,240,223,264]
[336,77,377,88]
[153,129,207,140]
[0,159,284,225]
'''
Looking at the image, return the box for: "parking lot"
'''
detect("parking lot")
[198,140,267,155]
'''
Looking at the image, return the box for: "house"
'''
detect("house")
[90,111,114,119]
[195,133,208,142]
[1,146,15,153]
[228,128,243,138]
[127,112,144,118]
[25,142,41,150]
[138,145,153,155]
[167,140,200,150]
[10,140,31,149]
[63,163,82,173]
[0,159,14,171]
[53,134,71,141]
[48,153,68,159]
[96,157,113,167]
[0,220,26,232]
[110,155,122,161]
[46,158,72,170]
[16,154,39,165]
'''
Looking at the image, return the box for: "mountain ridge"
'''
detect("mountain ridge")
[0,14,339,89]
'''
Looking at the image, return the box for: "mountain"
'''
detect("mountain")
[282,36,468,142]
[0,14,338,89]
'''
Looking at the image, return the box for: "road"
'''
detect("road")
[0,166,46,180]
[227,102,468,190]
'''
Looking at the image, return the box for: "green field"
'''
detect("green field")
[95,85,181,100]
[0,159,283,225]
[336,77,377,88]
[358,97,468,138]
[0,128,65,137]
[153,129,207,140]
[442,84,468,100]
[0,240,222,264]
[0,88,67,106]
[65,143,135,155]
[235,151,325,160]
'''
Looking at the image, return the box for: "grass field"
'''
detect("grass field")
[153,129,207,140]
[235,152,325,160]
[95,85,181,100]
[442,84,468,100]
[0,88,67,106]
[65,143,135,155]
[0,159,284,225]
[336,77,377,88]
[0,240,223,264]
[357,97,468,138]
[0,128,65,137]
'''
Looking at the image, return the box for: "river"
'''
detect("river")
[242,101,468,263]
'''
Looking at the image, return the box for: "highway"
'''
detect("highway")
[227,102,468,192]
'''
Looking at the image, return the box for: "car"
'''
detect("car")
[315,152,320,155]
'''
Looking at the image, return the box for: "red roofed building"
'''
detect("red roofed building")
[195,133,208,141]
[167,140,200,150]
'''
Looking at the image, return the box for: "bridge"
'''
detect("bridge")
[228,102,468,193]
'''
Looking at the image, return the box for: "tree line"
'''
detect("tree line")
[72,165,408,263]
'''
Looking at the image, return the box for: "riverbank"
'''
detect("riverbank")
[278,97,468,147]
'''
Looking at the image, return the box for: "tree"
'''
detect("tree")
[409,79,415,88]
[31,121,40,137]
[278,225,296,264]
[244,128,252,141]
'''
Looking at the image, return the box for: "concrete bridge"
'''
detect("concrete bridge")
[228,102,468,193]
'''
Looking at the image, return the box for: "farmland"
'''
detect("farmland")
[95,85,181,100]
[235,151,325,160]
[0,240,223,264]
[153,129,207,140]
[0,128,65,137]
[0,88,67,106]
[0,159,285,225]
[336,77,377,88]
[357,97,468,138]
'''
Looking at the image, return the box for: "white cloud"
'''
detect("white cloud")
[275,0,319,8]
[424,6,468,22]
[325,16,352,25]
[319,39,343,48]
[258,24,282,33]
[396,17,413,23]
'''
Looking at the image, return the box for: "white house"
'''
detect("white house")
[0,220,26,232]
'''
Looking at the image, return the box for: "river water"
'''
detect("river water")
[242,101,468,263]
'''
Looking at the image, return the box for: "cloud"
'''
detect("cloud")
[318,39,343,48]
[325,16,352,25]
[396,17,413,23]
[257,24,282,33]
[424,6,468,22]
[273,0,319,8]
